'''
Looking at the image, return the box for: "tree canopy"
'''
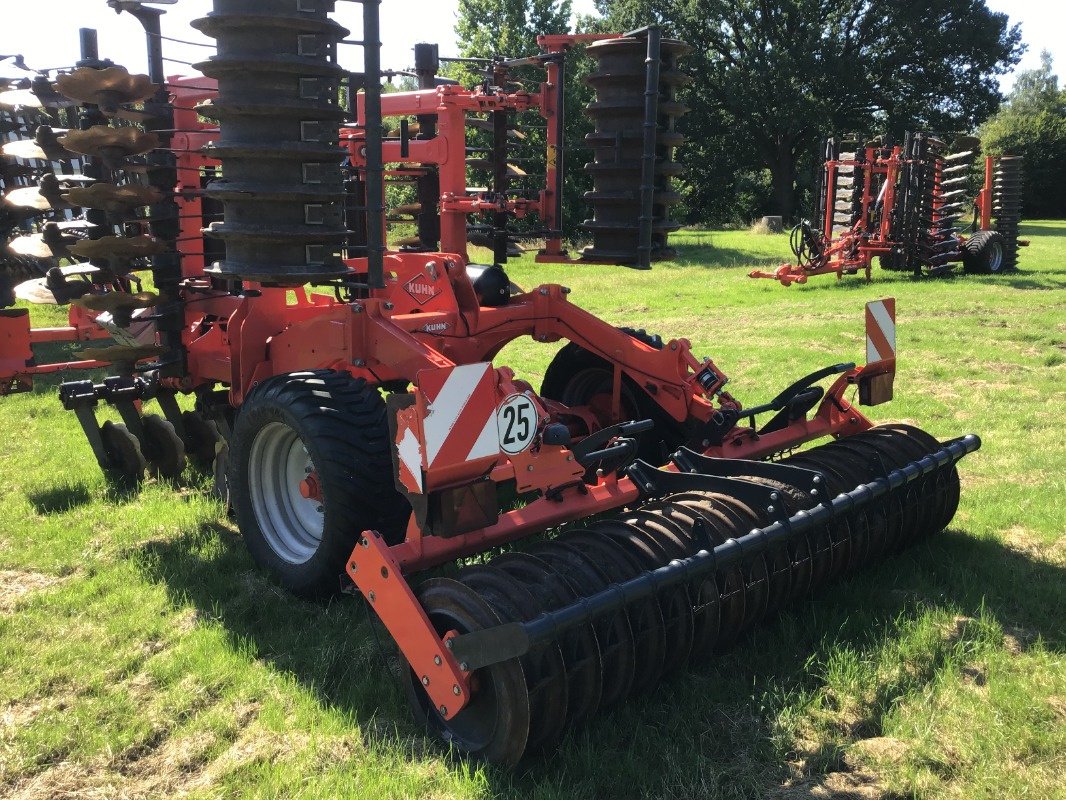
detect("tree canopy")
[980,52,1066,218]
[596,0,1023,220]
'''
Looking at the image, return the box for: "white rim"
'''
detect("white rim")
[988,241,1004,272]
[248,421,323,564]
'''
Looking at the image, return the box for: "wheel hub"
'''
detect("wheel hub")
[247,421,324,564]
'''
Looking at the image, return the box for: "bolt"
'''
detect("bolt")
[562,286,571,294]
[360,537,368,547]
[770,492,779,501]
[539,288,549,295]
[434,655,442,666]
[566,455,573,462]
[368,590,376,603]
[421,675,430,686]
[527,465,534,472]
[453,685,461,696]
[702,439,710,448]
[305,466,313,473]
[646,483,654,491]
[813,475,822,484]
[439,705,448,716]
[315,505,324,513]
[766,505,775,514]
[384,302,394,310]
[596,468,604,477]
[445,639,454,650]
[459,662,469,672]
[353,304,363,313]
[380,566,388,579]
[349,562,358,573]
[354,359,366,368]
[811,488,819,497]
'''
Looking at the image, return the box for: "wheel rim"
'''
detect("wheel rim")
[988,240,1004,272]
[248,421,323,564]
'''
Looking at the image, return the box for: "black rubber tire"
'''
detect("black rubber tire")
[962,230,1005,274]
[228,370,410,597]
[540,328,684,463]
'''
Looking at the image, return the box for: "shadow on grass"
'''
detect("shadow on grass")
[26,483,93,514]
[135,520,1063,798]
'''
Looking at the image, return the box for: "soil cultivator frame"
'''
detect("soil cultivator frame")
[750,133,1026,285]
[0,0,981,766]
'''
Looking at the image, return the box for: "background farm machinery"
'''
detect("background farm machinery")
[750,133,1026,285]
[0,0,980,766]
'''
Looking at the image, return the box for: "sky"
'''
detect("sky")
[0,0,1061,93]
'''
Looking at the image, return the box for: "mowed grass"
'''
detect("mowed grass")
[1,222,1064,799]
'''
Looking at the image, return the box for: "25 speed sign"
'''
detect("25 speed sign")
[496,394,538,454]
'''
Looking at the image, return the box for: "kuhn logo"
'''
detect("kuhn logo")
[403,275,441,305]
[419,322,450,334]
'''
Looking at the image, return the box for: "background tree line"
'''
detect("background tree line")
[452,0,1066,231]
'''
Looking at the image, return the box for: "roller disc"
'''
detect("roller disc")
[855,428,936,543]
[492,552,603,727]
[809,442,885,566]
[704,493,772,631]
[666,494,748,651]
[563,529,668,697]
[588,518,694,677]
[640,500,722,658]
[725,477,800,615]
[141,413,186,480]
[526,540,636,710]
[404,578,530,767]
[783,453,856,580]
[878,424,958,533]
[457,566,568,754]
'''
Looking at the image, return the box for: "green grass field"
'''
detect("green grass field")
[1,223,1063,799]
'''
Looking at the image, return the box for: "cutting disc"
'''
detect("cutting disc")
[59,126,160,160]
[64,182,164,212]
[55,66,156,111]
[68,234,166,260]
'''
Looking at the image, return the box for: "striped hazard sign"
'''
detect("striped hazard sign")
[865,298,896,364]
[419,362,500,468]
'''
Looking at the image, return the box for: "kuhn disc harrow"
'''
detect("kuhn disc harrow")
[404,425,974,765]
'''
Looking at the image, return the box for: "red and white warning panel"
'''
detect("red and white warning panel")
[865,297,896,364]
[393,362,502,494]
[859,298,896,406]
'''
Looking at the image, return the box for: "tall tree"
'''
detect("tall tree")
[597,0,1023,221]
[980,52,1066,218]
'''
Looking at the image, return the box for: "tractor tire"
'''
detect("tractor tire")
[228,370,410,597]
[962,230,1005,274]
[541,328,685,464]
